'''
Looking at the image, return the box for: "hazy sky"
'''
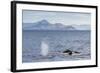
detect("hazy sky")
[23,10,91,25]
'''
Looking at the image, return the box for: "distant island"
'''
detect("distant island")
[23,20,90,30]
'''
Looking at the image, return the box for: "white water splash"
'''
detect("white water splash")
[41,41,49,57]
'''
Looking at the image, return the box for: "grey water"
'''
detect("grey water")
[22,30,91,63]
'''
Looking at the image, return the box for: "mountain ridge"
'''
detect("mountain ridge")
[23,20,90,30]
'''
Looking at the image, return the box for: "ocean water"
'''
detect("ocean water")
[22,30,91,63]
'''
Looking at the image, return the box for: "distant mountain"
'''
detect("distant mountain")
[23,20,76,30]
[23,20,90,30]
[71,24,90,30]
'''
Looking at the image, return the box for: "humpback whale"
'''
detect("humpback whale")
[63,49,80,55]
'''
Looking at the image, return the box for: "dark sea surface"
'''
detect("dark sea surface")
[22,30,91,63]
